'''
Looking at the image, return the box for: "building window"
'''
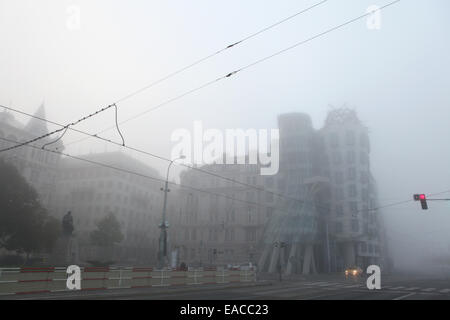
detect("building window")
[335,205,343,216]
[266,177,274,188]
[329,133,339,148]
[360,171,368,184]
[277,178,286,192]
[360,242,367,252]
[349,185,357,197]
[246,229,256,242]
[360,133,369,148]
[345,130,356,146]
[332,152,342,164]
[349,201,358,214]
[335,171,343,184]
[347,167,356,181]
[266,207,273,219]
[360,152,368,165]
[225,229,235,242]
[361,189,369,202]
[335,222,343,233]
[336,188,344,199]
[347,150,356,164]
[351,219,359,232]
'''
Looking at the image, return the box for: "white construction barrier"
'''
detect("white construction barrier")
[0,266,257,296]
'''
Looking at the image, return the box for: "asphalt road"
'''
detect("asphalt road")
[3,275,450,300]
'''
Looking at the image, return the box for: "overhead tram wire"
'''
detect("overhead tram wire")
[363,189,450,213]
[4,98,428,218]
[0,136,312,217]
[0,0,403,210]
[0,103,333,211]
[64,0,401,148]
[64,0,329,148]
[4,134,443,221]
[112,0,329,105]
[0,103,118,153]
[10,0,329,152]
[235,0,401,74]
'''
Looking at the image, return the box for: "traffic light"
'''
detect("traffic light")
[413,194,428,210]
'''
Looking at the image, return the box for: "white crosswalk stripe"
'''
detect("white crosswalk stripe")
[341,284,362,289]
[306,282,328,286]
[439,289,450,293]
[317,282,338,287]
[304,281,367,289]
[390,286,406,290]
[404,287,420,291]
[421,288,436,292]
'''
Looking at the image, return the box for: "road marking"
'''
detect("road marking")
[404,287,420,291]
[303,290,357,300]
[253,286,306,296]
[393,292,416,300]
[439,289,450,294]
[317,282,336,287]
[390,286,406,290]
[341,284,361,288]
[421,288,436,292]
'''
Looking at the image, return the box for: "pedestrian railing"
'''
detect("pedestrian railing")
[0,266,256,296]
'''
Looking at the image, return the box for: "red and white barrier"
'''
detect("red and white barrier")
[0,266,257,296]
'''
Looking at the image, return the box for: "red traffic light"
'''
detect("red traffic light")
[413,194,428,210]
[414,194,427,201]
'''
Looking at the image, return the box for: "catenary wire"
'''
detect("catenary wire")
[0,0,402,212]
[64,0,401,148]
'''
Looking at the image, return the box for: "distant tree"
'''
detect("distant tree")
[90,213,124,247]
[0,159,60,261]
[41,216,61,253]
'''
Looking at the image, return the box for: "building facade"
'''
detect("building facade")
[0,104,63,215]
[320,109,387,271]
[172,108,388,274]
[52,152,165,265]
[170,162,270,267]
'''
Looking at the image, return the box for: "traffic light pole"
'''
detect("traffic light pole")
[413,194,450,210]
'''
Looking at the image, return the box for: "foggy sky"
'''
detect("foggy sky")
[1,0,450,272]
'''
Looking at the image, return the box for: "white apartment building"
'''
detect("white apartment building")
[0,104,63,215]
[53,152,165,265]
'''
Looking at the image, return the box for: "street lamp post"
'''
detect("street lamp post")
[274,241,286,282]
[158,155,185,268]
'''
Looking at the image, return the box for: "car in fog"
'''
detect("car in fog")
[345,266,363,278]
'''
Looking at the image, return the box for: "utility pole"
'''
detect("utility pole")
[274,241,286,282]
[158,155,185,269]
[325,221,331,273]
